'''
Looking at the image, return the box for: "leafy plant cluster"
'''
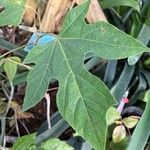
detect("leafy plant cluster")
[0,0,150,150]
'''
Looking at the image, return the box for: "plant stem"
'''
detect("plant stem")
[6,58,32,70]
[15,112,20,137]
[18,119,30,134]
[0,118,6,146]
[2,81,14,147]
[45,93,51,129]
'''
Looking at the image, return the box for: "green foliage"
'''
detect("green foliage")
[128,23,150,65]
[106,107,121,126]
[111,64,135,101]
[22,1,150,150]
[12,134,74,150]
[127,90,150,150]
[0,0,26,26]
[0,0,150,150]
[100,0,140,12]
[0,38,27,58]
[110,137,129,150]
[1,57,21,81]
[12,133,36,150]
[41,138,74,150]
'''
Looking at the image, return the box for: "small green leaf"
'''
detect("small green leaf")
[0,0,26,26]
[113,125,126,143]
[123,116,139,129]
[12,133,36,150]
[106,107,121,126]
[40,138,74,150]
[3,57,21,81]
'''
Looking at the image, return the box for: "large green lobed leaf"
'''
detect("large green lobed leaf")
[0,0,26,26]
[23,1,150,150]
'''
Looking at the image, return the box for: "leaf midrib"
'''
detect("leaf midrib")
[60,38,145,49]
[58,41,101,149]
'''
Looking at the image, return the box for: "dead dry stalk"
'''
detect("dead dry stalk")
[23,0,107,33]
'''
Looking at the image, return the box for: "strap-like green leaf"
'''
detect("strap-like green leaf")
[0,38,27,58]
[111,64,135,102]
[128,24,150,65]
[100,0,140,12]
[127,90,150,150]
